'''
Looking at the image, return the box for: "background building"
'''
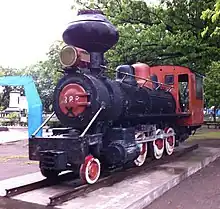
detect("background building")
[0,90,28,125]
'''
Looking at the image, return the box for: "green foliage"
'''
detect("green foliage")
[71,0,220,75]
[204,61,220,108]
[22,41,64,112]
[0,0,219,112]
[201,0,220,37]
[0,112,20,126]
[47,120,62,128]
[0,66,23,76]
[0,41,64,112]
[6,112,19,120]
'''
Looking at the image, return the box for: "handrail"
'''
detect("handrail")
[101,65,174,92]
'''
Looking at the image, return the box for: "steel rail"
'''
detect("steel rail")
[5,172,77,198]
[48,143,199,206]
[4,144,198,205]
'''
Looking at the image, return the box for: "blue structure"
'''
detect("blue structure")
[0,76,42,137]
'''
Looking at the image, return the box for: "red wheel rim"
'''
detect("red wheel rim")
[80,155,101,184]
[134,142,148,167]
[80,155,93,182]
[167,136,174,146]
[164,127,175,156]
[165,127,175,146]
[88,161,99,180]
[155,138,163,149]
[140,143,147,155]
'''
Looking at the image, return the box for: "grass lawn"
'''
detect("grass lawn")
[189,129,220,141]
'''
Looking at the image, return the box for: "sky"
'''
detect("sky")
[0,0,158,69]
[0,0,74,69]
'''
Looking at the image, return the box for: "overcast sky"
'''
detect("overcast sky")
[0,0,158,69]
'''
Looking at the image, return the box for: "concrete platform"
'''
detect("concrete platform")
[0,144,220,209]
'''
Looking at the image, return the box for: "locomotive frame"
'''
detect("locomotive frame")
[29,9,204,184]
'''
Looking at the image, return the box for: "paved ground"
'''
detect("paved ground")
[146,156,220,209]
[0,127,53,180]
[0,129,39,180]
[146,138,220,209]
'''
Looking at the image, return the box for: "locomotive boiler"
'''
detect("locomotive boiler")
[29,10,204,184]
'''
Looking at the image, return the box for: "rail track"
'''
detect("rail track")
[4,143,198,207]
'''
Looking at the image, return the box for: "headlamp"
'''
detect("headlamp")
[59,45,78,67]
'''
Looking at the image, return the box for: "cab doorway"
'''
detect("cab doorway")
[178,74,189,112]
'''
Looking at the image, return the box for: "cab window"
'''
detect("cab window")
[151,74,159,89]
[195,75,203,100]
[165,75,174,85]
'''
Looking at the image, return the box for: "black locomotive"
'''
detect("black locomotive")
[29,10,200,184]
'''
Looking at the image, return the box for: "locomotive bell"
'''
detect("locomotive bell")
[62,10,119,53]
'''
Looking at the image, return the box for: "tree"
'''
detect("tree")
[23,41,63,112]
[71,0,220,75]
[201,0,220,37]
[0,41,64,112]
[204,61,220,121]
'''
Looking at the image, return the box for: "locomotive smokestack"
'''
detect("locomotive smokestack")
[62,9,119,73]
[90,52,104,70]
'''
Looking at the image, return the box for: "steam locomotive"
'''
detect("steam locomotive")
[29,10,204,184]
